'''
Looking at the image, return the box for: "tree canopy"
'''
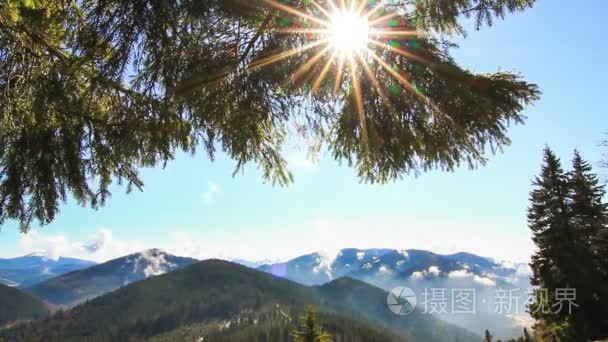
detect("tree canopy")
[0,0,539,231]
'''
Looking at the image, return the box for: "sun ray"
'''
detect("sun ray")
[368,39,432,66]
[333,57,346,94]
[262,0,330,27]
[325,0,340,12]
[366,48,454,124]
[292,45,333,82]
[310,0,333,19]
[355,51,394,112]
[312,52,338,92]
[373,29,419,39]
[364,0,386,18]
[247,39,328,71]
[368,12,397,26]
[272,28,327,35]
[347,55,369,148]
[253,0,440,131]
[355,0,368,14]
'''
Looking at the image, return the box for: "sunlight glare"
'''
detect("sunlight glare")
[327,11,370,56]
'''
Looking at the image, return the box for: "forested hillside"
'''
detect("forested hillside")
[1,260,478,341]
[0,283,49,327]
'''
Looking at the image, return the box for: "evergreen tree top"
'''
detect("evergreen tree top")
[292,307,332,342]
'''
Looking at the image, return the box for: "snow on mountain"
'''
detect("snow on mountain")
[25,249,197,307]
[0,254,96,287]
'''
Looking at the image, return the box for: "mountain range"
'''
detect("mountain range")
[0,254,95,287]
[257,248,532,339]
[25,249,196,307]
[0,247,533,340]
[1,259,479,342]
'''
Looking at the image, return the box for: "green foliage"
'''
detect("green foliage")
[1,0,539,231]
[414,0,535,33]
[527,148,608,340]
[292,307,332,342]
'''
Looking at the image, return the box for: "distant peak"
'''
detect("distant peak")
[141,248,166,256]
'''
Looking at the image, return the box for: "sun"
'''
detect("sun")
[243,0,426,144]
[327,10,370,56]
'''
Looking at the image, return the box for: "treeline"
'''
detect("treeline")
[527,148,608,340]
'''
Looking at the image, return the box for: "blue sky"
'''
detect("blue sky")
[1,0,607,263]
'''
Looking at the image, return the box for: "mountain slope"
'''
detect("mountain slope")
[0,255,95,287]
[25,249,196,307]
[2,260,478,342]
[0,283,49,327]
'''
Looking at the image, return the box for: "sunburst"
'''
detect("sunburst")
[254,0,429,140]
[178,0,431,146]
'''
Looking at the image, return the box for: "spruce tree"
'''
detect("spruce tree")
[0,0,540,231]
[529,149,608,340]
[567,151,608,338]
[527,148,574,333]
[292,308,332,342]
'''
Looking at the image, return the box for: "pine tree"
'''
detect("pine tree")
[292,308,332,342]
[527,148,574,331]
[567,151,608,338]
[0,0,539,231]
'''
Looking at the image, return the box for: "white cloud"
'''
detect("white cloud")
[356,251,365,260]
[447,269,496,286]
[378,265,392,275]
[19,231,71,261]
[447,269,469,279]
[131,249,177,278]
[410,266,441,280]
[202,181,221,205]
[82,229,112,253]
[410,271,424,280]
[312,250,341,278]
[428,266,440,276]
[18,229,146,263]
[11,215,533,265]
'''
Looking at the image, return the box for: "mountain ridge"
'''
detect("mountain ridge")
[0,255,96,288]
[2,259,479,341]
[24,249,197,307]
